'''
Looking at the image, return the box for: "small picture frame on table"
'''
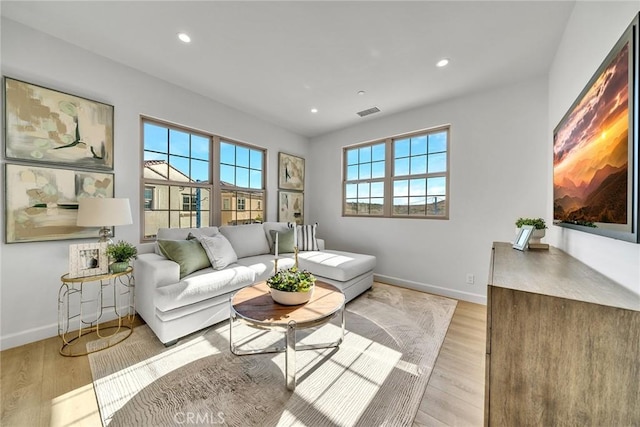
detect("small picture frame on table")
[68,242,108,278]
[513,225,535,251]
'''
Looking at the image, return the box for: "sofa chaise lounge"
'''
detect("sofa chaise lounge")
[135,222,376,345]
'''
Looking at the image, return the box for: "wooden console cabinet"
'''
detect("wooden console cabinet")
[485,242,639,426]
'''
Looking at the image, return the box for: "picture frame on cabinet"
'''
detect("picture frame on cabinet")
[513,225,535,251]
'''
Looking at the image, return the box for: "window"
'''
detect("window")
[220,140,265,225]
[237,197,246,211]
[182,194,197,211]
[142,120,211,238]
[144,186,154,210]
[344,142,385,215]
[343,126,449,219]
[142,119,267,239]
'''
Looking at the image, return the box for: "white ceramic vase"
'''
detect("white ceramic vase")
[270,286,314,305]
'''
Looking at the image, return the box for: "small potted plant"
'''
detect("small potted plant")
[106,240,137,273]
[266,267,316,305]
[515,217,547,244]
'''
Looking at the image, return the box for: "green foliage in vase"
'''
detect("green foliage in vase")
[267,267,316,292]
[515,217,547,230]
[106,240,138,262]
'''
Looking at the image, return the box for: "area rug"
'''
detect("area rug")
[87,283,457,426]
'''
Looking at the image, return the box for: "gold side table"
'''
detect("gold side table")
[58,267,135,356]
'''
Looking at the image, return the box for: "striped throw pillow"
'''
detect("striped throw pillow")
[289,222,319,251]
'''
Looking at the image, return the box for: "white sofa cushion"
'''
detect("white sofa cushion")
[296,250,376,282]
[219,223,270,258]
[199,234,238,270]
[155,265,255,312]
[236,254,296,282]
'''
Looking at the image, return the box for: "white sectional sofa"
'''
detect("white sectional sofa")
[135,222,376,345]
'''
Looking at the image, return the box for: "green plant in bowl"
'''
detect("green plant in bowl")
[515,217,547,230]
[106,240,137,273]
[267,267,316,292]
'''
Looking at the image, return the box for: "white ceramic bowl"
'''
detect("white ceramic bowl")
[270,286,314,305]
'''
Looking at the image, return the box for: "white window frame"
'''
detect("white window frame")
[343,125,450,219]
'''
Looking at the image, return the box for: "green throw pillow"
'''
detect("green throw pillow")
[157,239,211,279]
[269,229,295,255]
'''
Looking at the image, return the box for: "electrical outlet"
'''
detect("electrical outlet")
[466,273,475,285]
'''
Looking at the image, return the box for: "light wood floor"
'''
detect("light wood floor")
[1,283,486,427]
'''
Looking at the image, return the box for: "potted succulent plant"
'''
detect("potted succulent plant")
[266,267,316,305]
[106,240,137,273]
[515,217,547,244]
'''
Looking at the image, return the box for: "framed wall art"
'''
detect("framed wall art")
[278,152,305,191]
[68,242,108,278]
[4,77,114,170]
[278,190,304,224]
[553,13,639,243]
[5,163,114,243]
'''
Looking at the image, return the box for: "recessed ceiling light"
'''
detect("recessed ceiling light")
[178,33,191,43]
[311,108,318,114]
[436,58,449,67]
[357,90,366,96]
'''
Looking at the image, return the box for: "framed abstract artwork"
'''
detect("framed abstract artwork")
[278,190,304,224]
[4,77,114,170]
[5,163,114,243]
[278,152,305,191]
[553,13,639,243]
[68,242,108,278]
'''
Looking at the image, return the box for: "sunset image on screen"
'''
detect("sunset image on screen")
[553,41,629,225]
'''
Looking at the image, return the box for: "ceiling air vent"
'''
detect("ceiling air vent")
[357,107,381,117]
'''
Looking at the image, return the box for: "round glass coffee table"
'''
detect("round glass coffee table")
[230,281,345,390]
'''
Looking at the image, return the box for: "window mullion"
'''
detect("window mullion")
[384,138,393,217]
[212,135,221,226]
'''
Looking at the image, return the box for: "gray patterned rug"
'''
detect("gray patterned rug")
[88,283,457,426]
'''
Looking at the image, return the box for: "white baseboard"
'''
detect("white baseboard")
[1,309,123,351]
[374,274,487,305]
[1,322,58,351]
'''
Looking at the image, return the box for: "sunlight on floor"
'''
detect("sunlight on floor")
[94,335,220,424]
[93,315,420,425]
[277,324,403,426]
[50,384,101,427]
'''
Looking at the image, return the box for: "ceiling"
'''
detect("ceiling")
[1,1,576,138]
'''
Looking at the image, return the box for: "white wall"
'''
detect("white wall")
[0,19,309,350]
[308,78,549,303]
[548,3,640,295]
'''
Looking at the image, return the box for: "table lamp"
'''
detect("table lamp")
[77,198,133,243]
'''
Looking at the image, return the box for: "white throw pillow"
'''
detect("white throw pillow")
[199,234,238,270]
[219,224,270,258]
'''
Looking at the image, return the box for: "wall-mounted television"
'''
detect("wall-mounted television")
[553,13,639,243]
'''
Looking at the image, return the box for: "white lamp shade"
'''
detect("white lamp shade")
[77,198,133,227]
